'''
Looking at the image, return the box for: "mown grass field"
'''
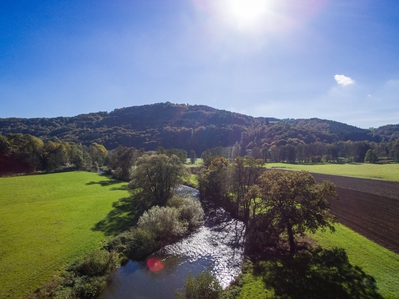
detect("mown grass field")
[267,162,399,182]
[0,172,129,299]
[237,225,399,299]
[312,225,399,299]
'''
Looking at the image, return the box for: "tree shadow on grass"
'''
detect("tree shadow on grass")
[253,247,383,299]
[86,179,123,187]
[92,191,151,236]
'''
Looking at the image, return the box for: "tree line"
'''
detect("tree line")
[0,133,108,174]
[3,131,399,177]
[0,133,190,176]
[204,139,399,164]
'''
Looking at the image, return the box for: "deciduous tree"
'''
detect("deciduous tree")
[129,154,185,206]
[198,157,231,204]
[253,170,338,253]
[364,149,378,163]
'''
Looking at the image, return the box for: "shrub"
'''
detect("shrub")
[108,195,205,260]
[27,250,119,299]
[175,271,223,299]
[137,205,188,244]
[68,250,118,277]
[167,195,204,230]
[126,228,157,259]
[106,230,136,253]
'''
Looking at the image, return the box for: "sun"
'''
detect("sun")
[221,0,275,30]
[229,0,267,21]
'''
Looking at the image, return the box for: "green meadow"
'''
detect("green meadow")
[267,162,399,182]
[237,225,399,299]
[312,225,399,299]
[0,172,129,299]
[185,157,204,168]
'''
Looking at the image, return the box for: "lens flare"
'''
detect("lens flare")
[147,258,164,272]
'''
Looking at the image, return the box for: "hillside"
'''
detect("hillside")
[374,124,399,141]
[0,102,396,153]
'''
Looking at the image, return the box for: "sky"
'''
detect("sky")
[1,0,399,128]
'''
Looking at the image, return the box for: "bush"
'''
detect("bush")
[63,275,108,299]
[126,228,157,259]
[106,230,136,253]
[175,271,223,299]
[68,250,118,277]
[108,195,205,260]
[167,195,204,230]
[60,250,119,298]
[137,205,188,244]
[27,250,119,299]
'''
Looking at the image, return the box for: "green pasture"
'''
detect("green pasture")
[184,158,203,168]
[0,172,129,299]
[267,162,399,182]
[237,225,399,299]
[182,173,199,188]
[312,225,399,299]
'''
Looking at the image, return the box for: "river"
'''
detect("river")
[99,186,245,299]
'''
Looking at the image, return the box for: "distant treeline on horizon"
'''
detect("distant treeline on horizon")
[1,103,399,174]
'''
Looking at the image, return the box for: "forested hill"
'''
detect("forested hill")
[0,102,396,153]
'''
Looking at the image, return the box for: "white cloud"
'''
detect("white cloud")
[334,74,355,86]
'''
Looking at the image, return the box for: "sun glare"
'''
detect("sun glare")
[229,0,267,21]
[222,0,275,30]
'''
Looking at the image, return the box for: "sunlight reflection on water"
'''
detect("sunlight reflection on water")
[100,186,245,299]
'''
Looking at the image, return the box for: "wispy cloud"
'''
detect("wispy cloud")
[334,74,355,86]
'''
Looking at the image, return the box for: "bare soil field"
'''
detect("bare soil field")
[312,173,399,254]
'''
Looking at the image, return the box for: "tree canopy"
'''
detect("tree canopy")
[364,149,379,163]
[129,154,185,206]
[251,170,339,253]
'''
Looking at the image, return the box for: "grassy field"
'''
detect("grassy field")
[237,225,399,299]
[0,172,129,299]
[184,158,203,168]
[312,225,399,299]
[267,162,399,182]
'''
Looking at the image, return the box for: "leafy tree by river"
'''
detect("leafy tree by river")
[129,153,186,206]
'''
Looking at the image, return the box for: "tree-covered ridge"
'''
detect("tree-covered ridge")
[374,124,399,141]
[0,102,398,154]
[0,103,258,152]
[284,118,377,142]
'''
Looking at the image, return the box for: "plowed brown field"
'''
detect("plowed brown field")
[312,173,399,254]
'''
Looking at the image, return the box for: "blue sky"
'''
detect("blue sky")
[1,0,399,128]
